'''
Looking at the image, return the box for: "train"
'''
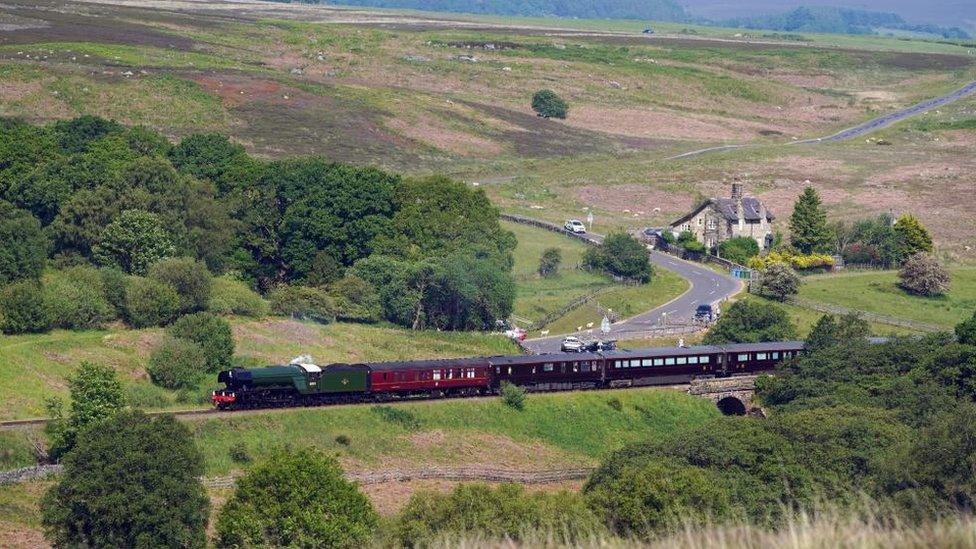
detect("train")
[211,341,805,410]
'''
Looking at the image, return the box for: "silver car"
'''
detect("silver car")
[564,220,586,234]
[561,336,585,352]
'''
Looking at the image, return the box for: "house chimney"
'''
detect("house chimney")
[731,181,743,202]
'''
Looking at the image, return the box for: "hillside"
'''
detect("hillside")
[2,0,973,262]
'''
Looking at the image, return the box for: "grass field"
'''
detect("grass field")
[797,268,976,328]
[0,319,518,421]
[540,270,688,337]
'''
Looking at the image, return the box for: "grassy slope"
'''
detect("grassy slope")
[0,319,518,421]
[505,220,610,324]
[797,268,976,328]
[188,387,716,475]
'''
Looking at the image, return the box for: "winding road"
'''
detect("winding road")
[666,79,976,160]
[518,225,741,354]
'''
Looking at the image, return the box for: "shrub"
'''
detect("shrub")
[893,214,933,260]
[335,434,351,446]
[329,275,380,323]
[148,257,213,314]
[229,442,251,464]
[841,243,881,266]
[0,280,52,334]
[677,231,706,254]
[756,263,800,302]
[585,458,732,534]
[704,300,797,344]
[531,89,568,119]
[538,247,562,278]
[208,275,268,317]
[167,312,234,372]
[43,266,114,330]
[147,336,208,390]
[44,361,127,461]
[41,411,208,548]
[99,267,128,316]
[719,237,760,265]
[501,381,526,410]
[371,405,422,430]
[0,200,48,285]
[215,448,377,548]
[392,483,602,546]
[607,397,623,411]
[748,250,834,271]
[898,252,950,297]
[124,276,180,328]
[957,311,976,346]
[268,285,337,324]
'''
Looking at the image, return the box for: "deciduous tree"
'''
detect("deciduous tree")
[704,299,797,344]
[898,252,950,296]
[42,411,208,548]
[756,262,800,301]
[0,201,48,285]
[216,447,376,548]
[531,89,568,119]
[93,209,175,275]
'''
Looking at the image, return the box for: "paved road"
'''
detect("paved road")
[666,79,976,160]
[521,229,742,354]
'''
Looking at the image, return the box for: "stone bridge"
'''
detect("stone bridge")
[688,375,762,415]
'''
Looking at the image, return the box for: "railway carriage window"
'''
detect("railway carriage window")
[654,358,664,366]
[572,362,579,372]
[433,370,441,380]
[641,359,652,367]
[665,358,675,366]
[737,354,750,361]
[676,357,687,365]
[495,366,500,374]
[757,353,768,360]
[581,362,590,372]
[507,367,512,375]
[531,367,536,374]
[772,352,780,359]
[688,356,699,364]
[699,356,710,363]
[543,363,554,372]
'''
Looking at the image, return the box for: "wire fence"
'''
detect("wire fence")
[787,297,944,333]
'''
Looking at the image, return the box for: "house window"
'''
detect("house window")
[698,217,703,226]
[707,218,716,229]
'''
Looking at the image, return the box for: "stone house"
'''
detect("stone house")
[669,182,775,251]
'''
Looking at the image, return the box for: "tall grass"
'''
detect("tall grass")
[406,507,976,548]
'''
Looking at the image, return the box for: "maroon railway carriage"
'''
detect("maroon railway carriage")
[488,352,604,392]
[601,345,727,387]
[722,341,804,374]
[368,357,491,397]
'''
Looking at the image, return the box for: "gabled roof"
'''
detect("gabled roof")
[670,196,774,227]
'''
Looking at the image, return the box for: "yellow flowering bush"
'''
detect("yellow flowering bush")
[748,251,834,271]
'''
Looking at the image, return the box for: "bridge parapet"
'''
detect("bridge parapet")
[689,375,763,414]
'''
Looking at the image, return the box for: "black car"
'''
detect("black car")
[695,304,720,323]
[583,339,617,352]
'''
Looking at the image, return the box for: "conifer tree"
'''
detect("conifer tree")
[789,187,833,254]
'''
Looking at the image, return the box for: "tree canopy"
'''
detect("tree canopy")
[703,299,797,344]
[41,411,208,548]
[215,447,377,548]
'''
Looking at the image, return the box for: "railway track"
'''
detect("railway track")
[0,382,696,431]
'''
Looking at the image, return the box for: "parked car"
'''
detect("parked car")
[561,336,585,352]
[695,303,721,323]
[564,219,586,234]
[642,27,655,34]
[582,339,617,352]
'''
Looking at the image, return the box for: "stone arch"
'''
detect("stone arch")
[716,396,747,416]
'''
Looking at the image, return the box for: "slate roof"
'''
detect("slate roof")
[670,196,774,227]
